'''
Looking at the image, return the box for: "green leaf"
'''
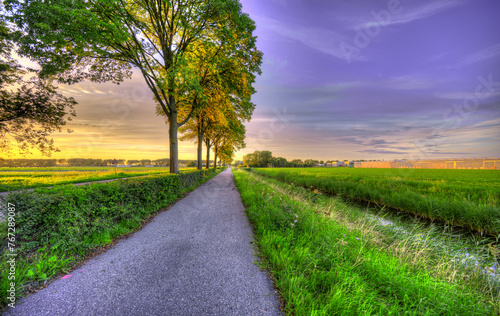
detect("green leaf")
[27,269,35,278]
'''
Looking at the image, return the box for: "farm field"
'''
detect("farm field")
[0,167,196,192]
[233,169,498,315]
[251,167,500,235]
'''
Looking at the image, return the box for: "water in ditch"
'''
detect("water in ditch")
[351,199,499,288]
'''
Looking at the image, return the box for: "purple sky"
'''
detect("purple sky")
[239,0,500,161]
[21,0,500,161]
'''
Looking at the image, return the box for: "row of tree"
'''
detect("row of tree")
[0,158,216,167]
[241,151,378,168]
[242,151,319,168]
[1,0,262,173]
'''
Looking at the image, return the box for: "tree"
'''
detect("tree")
[242,152,254,167]
[179,92,227,170]
[271,156,288,167]
[153,158,169,166]
[178,33,260,170]
[304,159,318,167]
[243,150,272,167]
[140,159,152,166]
[208,113,246,168]
[6,0,261,173]
[0,18,76,156]
[290,159,303,167]
[186,160,196,168]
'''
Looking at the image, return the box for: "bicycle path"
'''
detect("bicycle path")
[4,168,283,315]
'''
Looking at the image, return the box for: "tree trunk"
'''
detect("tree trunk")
[197,121,204,170]
[213,145,218,169]
[206,143,211,169]
[168,111,179,174]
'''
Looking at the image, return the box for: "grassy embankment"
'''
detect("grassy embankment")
[0,167,198,191]
[251,168,500,235]
[234,169,499,315]
[0,168,223,310]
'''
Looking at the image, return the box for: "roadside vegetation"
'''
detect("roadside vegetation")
[234,169,499,315]
[0,168,224,310]
[251,167,500,236]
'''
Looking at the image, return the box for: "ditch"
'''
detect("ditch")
[250,169,500,290]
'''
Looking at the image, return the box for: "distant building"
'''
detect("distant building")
[353,158,500,169]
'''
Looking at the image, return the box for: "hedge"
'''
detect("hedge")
[1,168,221,254]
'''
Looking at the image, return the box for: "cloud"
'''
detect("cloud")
[256,15,364,61]
[338,136,396,147]
[263,57,288,69]
[359,0,465,28]
[460,44,500,65]
[357,149,408,155]
[395,0,464,24]
[380,76,431,90]
[436,90,500,101]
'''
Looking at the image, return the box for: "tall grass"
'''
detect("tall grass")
[252,168,500,235]
[234,169,498,315]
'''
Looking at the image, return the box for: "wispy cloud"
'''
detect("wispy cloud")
[393,0,464,24]
[256,15,365,61]
[384,76,431,90]
[358,0,465,29]
[460,44,500,65]
[263,57,288,70]
[357,149,408,155]
[436,90,500,100]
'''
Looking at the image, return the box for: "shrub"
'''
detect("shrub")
[186,161,196,168]
[1,168,223,254]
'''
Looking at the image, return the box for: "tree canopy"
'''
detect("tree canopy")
[5,0,262,172]
[0,18,76,157]
[242,151,318,168]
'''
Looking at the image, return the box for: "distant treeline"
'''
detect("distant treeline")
[243,151,317,168]
[0,158,197,167]
[241,151,372,168]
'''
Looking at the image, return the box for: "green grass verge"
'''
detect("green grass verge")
[0,167,224,310]
[251,168,500,235]
[233,169,498,315]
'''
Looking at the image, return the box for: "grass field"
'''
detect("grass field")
[251,167,500,235]
[234,169,499,315]
[0,167,197,192]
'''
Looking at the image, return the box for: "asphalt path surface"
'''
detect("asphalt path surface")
[4,168,283,316]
